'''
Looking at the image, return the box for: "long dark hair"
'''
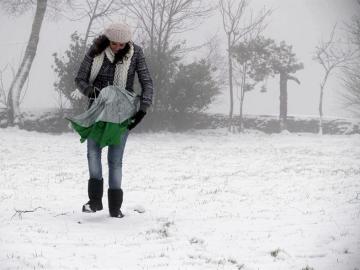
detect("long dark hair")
[89,35,131,64]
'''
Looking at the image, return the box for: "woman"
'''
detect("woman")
[68,22,153,218]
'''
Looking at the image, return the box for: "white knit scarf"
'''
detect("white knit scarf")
[89,43,134,90]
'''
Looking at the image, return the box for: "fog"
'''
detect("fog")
[1,2,359,268]
[0,0,358,118]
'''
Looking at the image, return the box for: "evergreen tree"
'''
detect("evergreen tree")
[52,32,89,113]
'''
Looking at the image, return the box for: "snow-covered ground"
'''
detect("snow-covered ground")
[0,127,359,270]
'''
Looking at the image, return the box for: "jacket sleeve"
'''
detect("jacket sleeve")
[74,46,97,98]
[135,46,154,112]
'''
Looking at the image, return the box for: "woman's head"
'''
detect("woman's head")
[109,41,126,53]
[104,22,132,44]
[89,22,133,63]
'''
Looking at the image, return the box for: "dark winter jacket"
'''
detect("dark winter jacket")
[75,43,153,111]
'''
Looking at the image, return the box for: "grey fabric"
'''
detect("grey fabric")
[67,85,139,127]
[75,43,153,111]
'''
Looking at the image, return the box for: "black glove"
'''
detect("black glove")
[85,86,100,99]
[128,110,146,130]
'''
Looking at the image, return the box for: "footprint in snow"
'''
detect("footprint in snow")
[133,205,145,213]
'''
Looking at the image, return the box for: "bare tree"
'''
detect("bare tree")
[1,0,48,126]
[121,0,213,56]
[341,64,360,117]
[218,0,271,132]
[1,0,73,126]
[341,1,360,118]
[119,0,214,112]
[59,0,123,51]
[313,24,357,135]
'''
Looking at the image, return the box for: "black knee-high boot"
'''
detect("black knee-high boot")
[108,188,124,218]
[82,178,104,212]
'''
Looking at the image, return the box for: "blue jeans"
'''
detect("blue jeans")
[87,130,129,189]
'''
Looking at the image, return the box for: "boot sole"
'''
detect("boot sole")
[110,214,124,218]
[110,210,124,218]
[82,204,103,213]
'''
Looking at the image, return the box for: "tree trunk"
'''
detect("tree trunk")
[318,72,329,135]
[279,73,301,132]
[239,89,245,133]
[319,87,324,135]
[279,72,288,132]
[227,33,234,132]
[238,64,247,133]
[7,0,47,125]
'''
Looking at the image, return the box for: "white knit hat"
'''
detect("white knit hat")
[104,22,132,43]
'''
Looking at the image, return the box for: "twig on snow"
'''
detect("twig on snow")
[53,212,70,217]
[11,206,45,220]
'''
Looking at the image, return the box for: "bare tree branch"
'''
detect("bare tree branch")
[313,23,357,134]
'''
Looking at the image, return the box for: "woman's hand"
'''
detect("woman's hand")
[128,110,146,130]
[70,89,84,100]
